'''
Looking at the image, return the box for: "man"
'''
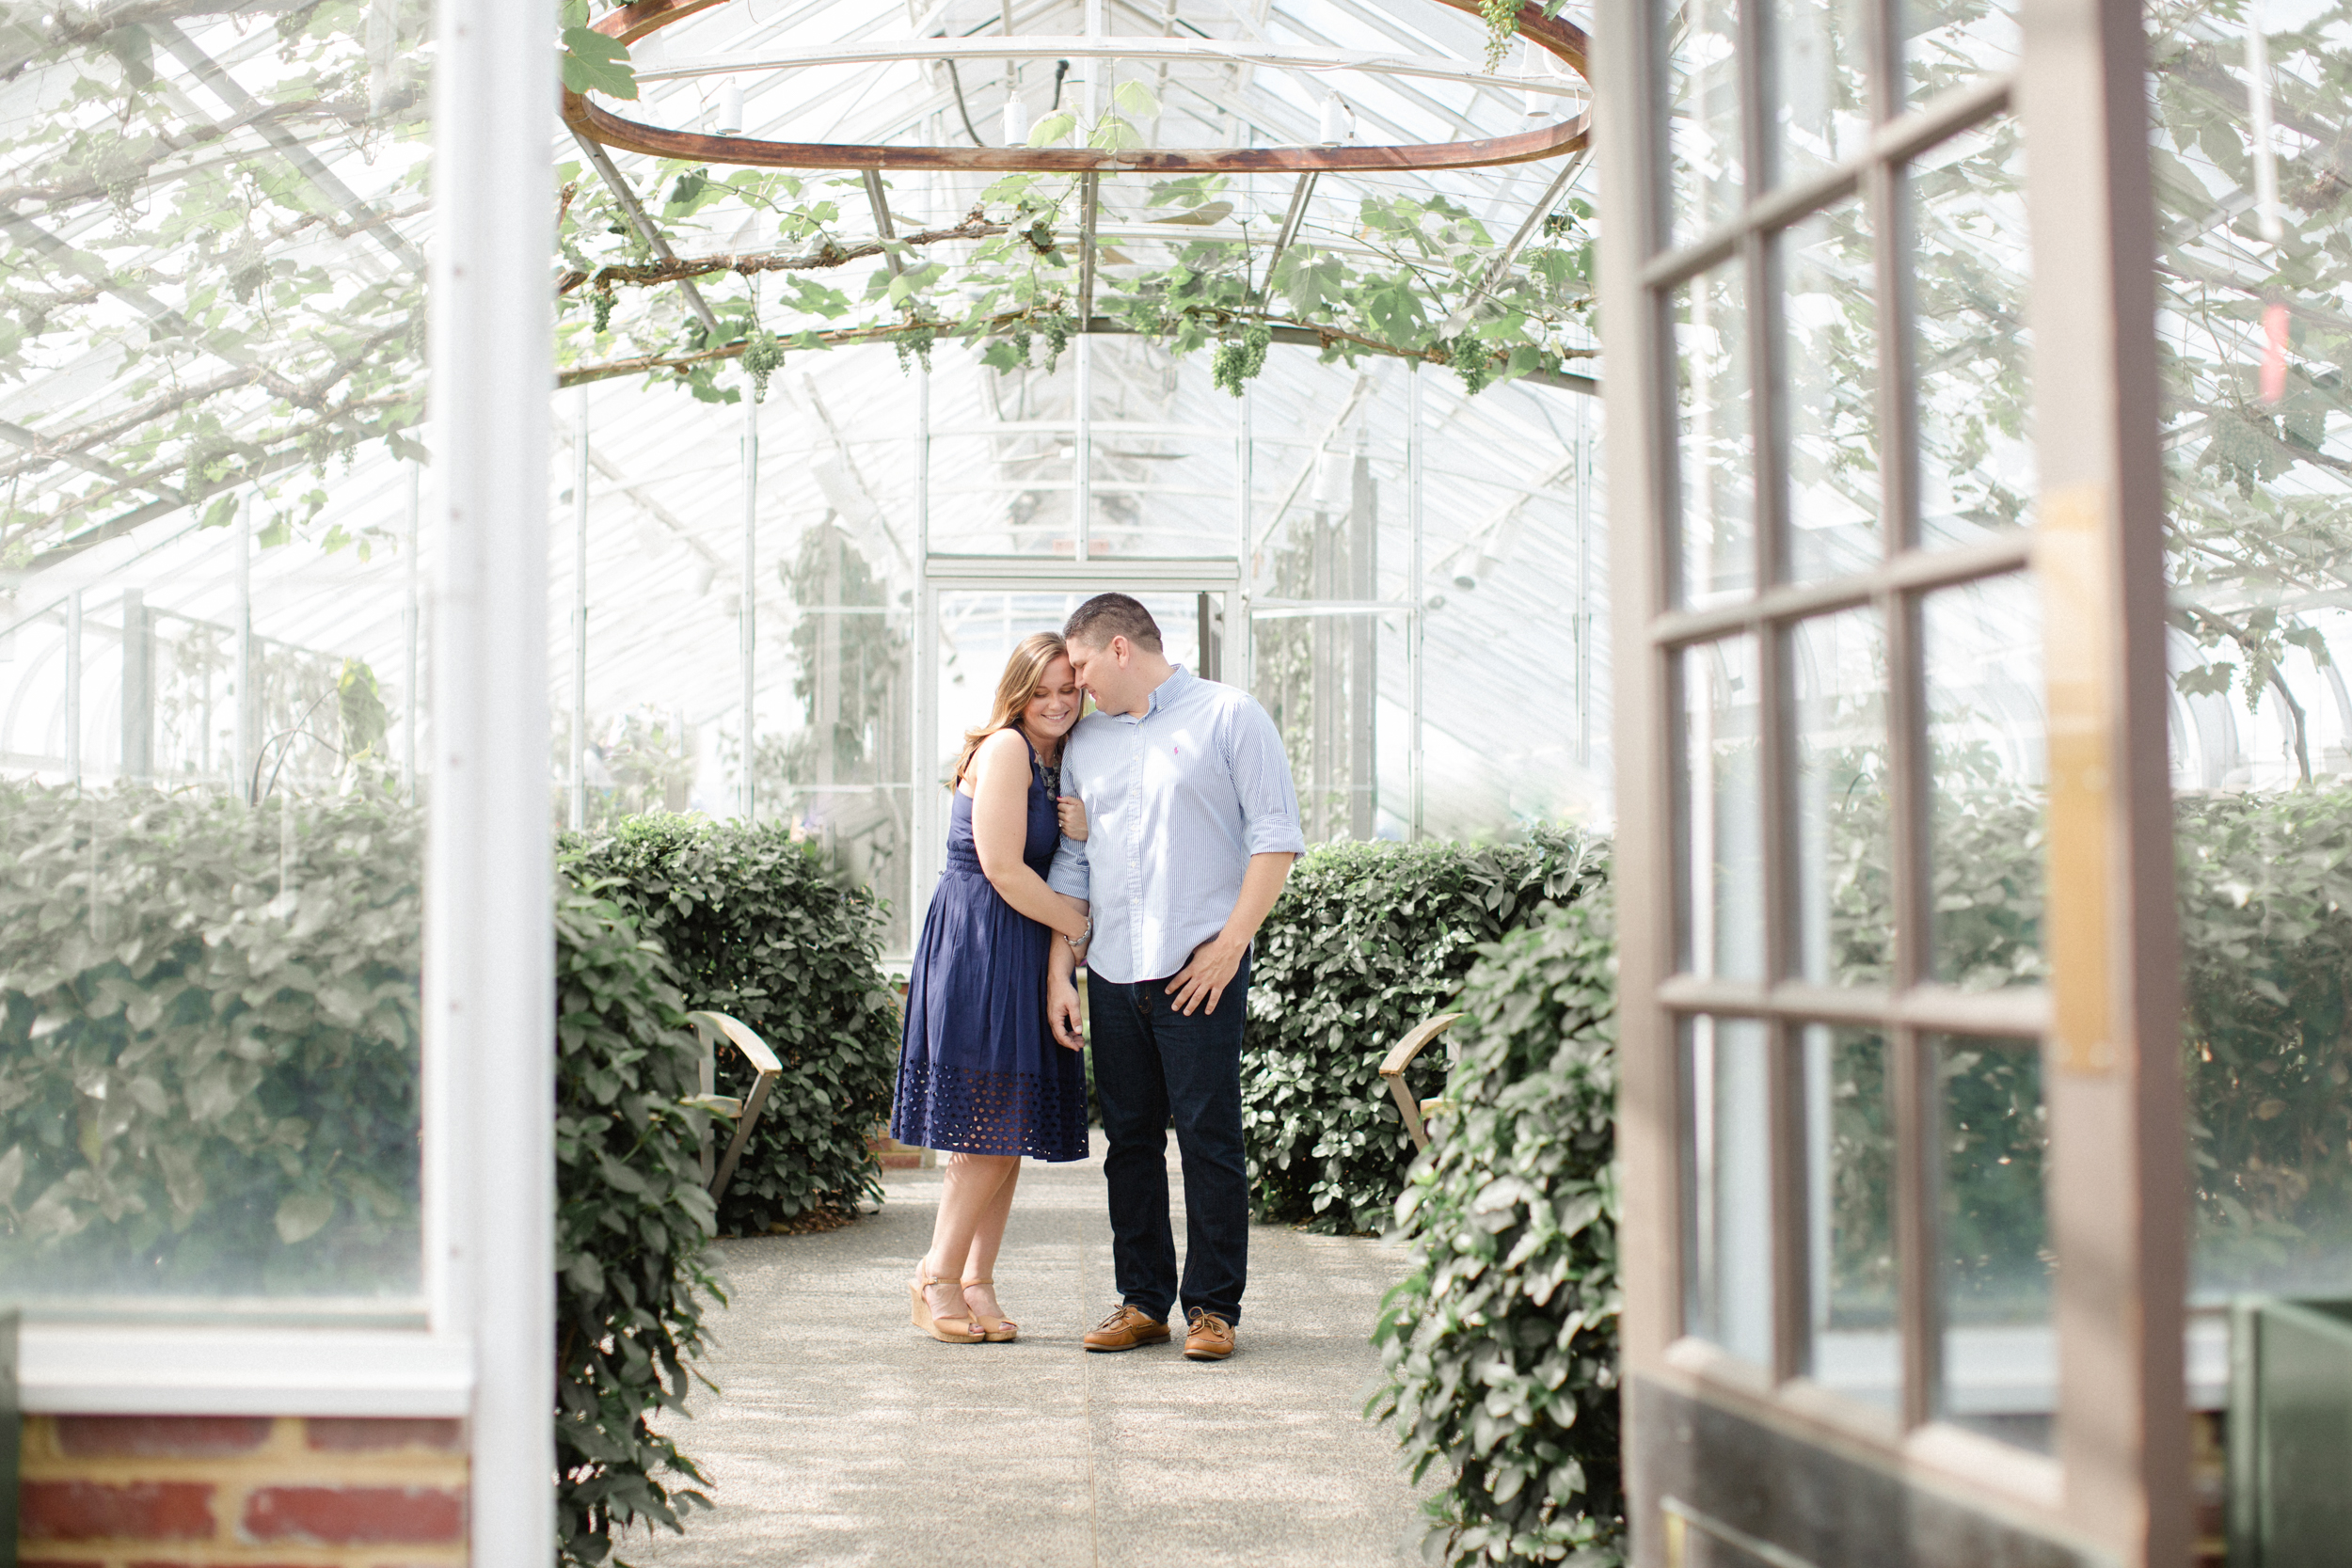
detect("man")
[1047,593,1304,1362]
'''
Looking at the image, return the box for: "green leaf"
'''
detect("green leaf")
[561,27,639,101]
[274,1190,336,1244]
[1113,80,1162,119]
[1027,111,1077,147]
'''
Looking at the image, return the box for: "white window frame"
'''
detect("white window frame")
[19,0,554,1557]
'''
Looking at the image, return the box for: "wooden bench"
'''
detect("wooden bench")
[683,1009,784,1201]
[1378,1011,1465,1150]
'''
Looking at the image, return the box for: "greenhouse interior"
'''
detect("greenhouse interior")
[2,0,2349,1562]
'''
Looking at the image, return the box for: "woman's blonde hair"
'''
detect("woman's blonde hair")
[951,631,1070,787]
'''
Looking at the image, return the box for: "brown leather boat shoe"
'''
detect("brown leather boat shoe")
[1083,1303,1171,1352]
[1184,1307,1235,1360]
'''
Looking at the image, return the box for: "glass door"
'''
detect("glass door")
[1597,0,2185,1559]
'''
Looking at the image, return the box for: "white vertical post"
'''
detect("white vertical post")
[1074,337,1093,562]
[65,591,83,784]
[739,367,759,822]
[425,0,553,1557]
[234,494,253,801]
[2247,0,2282,242]
[570,388,591,832]
[1236,383,1253,689]
[1407,361,1425,842]
[1574,391,1592,770]
[403,465,421,801]
[1074,0,1101,565]
[914,365,936,936]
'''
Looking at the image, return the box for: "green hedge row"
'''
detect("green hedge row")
[1363,785,2352,1568]
[1372,894,1622,1568]
[1241,830,1605,1235]
[0,783,423,1294]
[552,876,720,1563]
[564,815,901,1237]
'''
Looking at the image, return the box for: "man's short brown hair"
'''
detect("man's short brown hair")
[1064,593,1163,653]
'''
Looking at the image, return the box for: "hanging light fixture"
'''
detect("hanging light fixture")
[1317,91,1352,146]
[1002,94,1029,145]
[1522,39,1549,119]
[715,82,744,135]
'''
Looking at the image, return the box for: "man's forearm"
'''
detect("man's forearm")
[1217,852,1296,947]
[1050,920,1080,984]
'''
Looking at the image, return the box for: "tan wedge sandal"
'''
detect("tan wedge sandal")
[962,1277,1018,1343]
[911,1266,984,1343]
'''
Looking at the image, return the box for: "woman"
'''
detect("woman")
[892,631,1093,1343]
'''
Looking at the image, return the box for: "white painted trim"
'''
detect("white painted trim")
[924,554,1240,588]
[20,1326,471,1418]
[632,38,1587,100]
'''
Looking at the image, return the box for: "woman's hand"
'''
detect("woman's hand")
[1057,794,1089,841]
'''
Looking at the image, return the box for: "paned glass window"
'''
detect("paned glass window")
[1649,0,2047,1452]
[0,0,434,1322]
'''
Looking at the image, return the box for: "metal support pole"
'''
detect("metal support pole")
[739,361,759,822]
[403,465,420,800]
[235,493,253,800]
[426,0,555,1554]
[119,588,150,785]
[1237,383,1254,689]
[1075,0,1101,570]
[1575,390,1591,770]
[570,388,591,832]
[914,364,935,935]
[568,127,723,339]
[1407,361,1425,842]
[1074,334,1093,562]
[64,591,82,785]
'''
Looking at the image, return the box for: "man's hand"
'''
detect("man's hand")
[1166,932,1248,1017]
[1048,974,1087,1051]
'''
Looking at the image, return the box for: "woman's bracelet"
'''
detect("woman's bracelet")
[1066,917,1092,952]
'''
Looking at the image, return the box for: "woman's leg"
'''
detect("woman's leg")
[959,1158,1022,1323]
[924,1153,1020,1320]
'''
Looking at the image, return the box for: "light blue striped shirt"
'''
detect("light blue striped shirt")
[1047,667,1307,985]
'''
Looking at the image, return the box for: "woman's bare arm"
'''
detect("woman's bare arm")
[969,729,1089,939]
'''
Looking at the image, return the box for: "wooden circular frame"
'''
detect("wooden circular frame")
[564,0,1590,173]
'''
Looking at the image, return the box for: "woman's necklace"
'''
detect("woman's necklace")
[1020,723,1062,797]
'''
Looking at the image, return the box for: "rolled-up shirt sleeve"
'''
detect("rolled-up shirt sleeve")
[1229,700,1309,855]
[1048,835,1092,900]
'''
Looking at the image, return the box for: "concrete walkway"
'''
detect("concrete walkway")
[628,1134,1433,1567]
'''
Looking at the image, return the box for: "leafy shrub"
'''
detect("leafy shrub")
[2172,789,2352,1292]
[553,875,721,1565]
[1371,892,1623,1568]
[565,815,900,1234]
[0,783,423,1294]
[1243,831,1605,1233]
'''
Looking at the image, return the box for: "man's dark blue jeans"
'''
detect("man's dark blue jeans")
[1088,949,1251,1326]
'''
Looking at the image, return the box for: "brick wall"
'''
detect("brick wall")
[17,1415,468,1568]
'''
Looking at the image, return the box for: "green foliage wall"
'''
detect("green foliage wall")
[553,876,722,1565]
[0,783,422,1296]
[1242,831,1605,1235]
[1372,895,1622,1568]
[565,815,900,1235]
[2175,788,2352,1295]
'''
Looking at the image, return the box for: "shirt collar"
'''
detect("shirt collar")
[1145,665,1194,718]
[1109,664,1193,722]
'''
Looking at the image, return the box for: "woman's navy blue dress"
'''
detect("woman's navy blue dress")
[890,736,1089,1161]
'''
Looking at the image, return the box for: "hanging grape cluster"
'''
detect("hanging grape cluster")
[1211,324,1272,397]
[893,325,936,375]
[740,326,783,401]
[1478,0,1519,72]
